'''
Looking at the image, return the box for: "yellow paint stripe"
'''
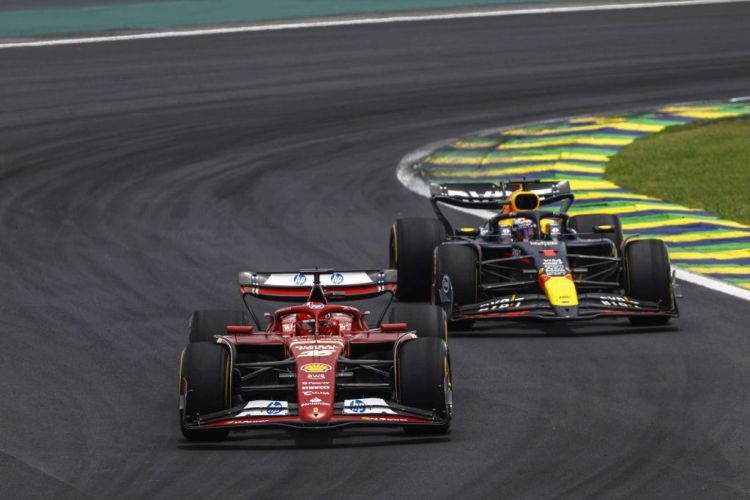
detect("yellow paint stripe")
[670,248,750,260]
[613,123,667,132]
[568,179,622,191]
[574,191,657,201]
[740,283,750,290]
[567,116,628,124]
[424,156,485,165]
[426,164,605,177]
[684,266,750,274]
[656,230,750,243]
[487,152,611,163]
[660,106,748,120]
[502,122,664,136]
[425,154,610,165]
[451,140,499,149]
[622,217,749,230]
[570,204,701,216]
[499,137,635,149]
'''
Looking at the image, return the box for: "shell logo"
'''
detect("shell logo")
[301,363,332,373]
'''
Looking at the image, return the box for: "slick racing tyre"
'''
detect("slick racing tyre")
[388,302,448,342]
[397,337,451,434]
[390,218,446,302]
[569,213,623,256]
[434,243,478,330]
[188,309,249,343]
[623,239,673,326]
[179,342,231,441]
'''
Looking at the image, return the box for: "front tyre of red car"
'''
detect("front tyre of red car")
[188,309,249,344]
[397,337,452,434]
[179,342,231,441]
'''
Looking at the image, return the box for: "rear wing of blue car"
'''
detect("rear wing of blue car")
[429,180,572,207]
[429,180,574,234]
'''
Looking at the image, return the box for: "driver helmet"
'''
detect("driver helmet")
[512,218,537,241]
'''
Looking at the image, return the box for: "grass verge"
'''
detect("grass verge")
[606,118,750,225]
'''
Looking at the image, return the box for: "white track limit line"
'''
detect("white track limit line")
[1,0,749,50]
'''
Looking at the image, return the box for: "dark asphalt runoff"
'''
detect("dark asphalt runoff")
[1,3,750,499]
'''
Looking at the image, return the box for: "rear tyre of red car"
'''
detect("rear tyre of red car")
[398,337,451,434]
[388,302,448,342]
[179,342,231,441]
[569,213,623,256]
[434,243,478,330]
[188,309,249,343]
[623,239,673,326]
[390,218,446,302]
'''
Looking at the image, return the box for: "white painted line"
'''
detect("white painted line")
[673,268,750,301]
[729,96,750,102]
[1,0,749,50]
[395,105,750,303]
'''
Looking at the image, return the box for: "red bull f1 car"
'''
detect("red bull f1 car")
[179,269,451,440]
[389,180,679,329]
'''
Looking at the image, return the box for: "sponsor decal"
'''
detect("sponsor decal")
[237,400,289,417]
[301,363,332,373]
[349,399,366,413]
[266,401,283,415]
[306,301,325,310]
[361,416,409,422]
[478,296,525,313]
[309,397,323,403]
[293,273,307,285]
[542,258,566,277]
[343,398,397,415]
[305,373,325,379]
[446,189,507,199]
[302,390,330,396]
[301,401,331,407]
[529,240,557,246]
[301,386,331,392]
[599,296,641,309]
[295,342,342,350]
[331,272,344,285]
[441,275,451,294]
[301,383,330,389]
[297,349,337,357]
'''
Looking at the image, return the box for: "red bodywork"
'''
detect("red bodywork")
[183,299,442,431]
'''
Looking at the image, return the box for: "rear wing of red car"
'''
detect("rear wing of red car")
[239,269,398,301]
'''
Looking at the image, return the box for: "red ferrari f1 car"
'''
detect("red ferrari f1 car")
[179,269,451,440]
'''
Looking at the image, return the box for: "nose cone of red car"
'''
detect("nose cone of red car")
[289,339,343,421]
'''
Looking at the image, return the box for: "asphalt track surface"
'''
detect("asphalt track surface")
[1,4,750,499]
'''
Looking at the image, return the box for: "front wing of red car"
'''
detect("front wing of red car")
[181,398,448,431]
